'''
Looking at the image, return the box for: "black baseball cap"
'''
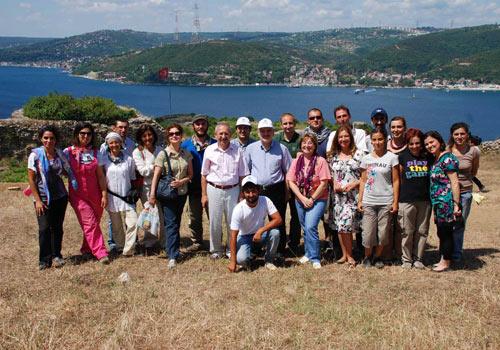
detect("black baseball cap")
[370,107,388,120]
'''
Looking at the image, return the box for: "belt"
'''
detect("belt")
[208,181,239,190]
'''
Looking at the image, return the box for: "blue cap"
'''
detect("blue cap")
[370,107,388,120]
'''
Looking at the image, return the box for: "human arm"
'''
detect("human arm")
[201,174,208,209]
[27,168,45,216]
[228,229,239,273]
[133,148,154,178]
[170,158,193,189]
[448,171,462,217]
[357,169,366,212]
[253,211,282,242]
[148,165,163,207]
[471,147,480,177]
[96,165,108,209]
[287,180,313,208]
[391,165,400,214]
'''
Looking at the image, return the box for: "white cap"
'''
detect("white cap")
[241,175,259,188]
[105,132,122,144]
[236,117,251,127]
[257,118,273,129]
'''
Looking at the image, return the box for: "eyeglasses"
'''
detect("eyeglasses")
[308,115,322,121]
[79,132,92,136]
[168,131,181,137]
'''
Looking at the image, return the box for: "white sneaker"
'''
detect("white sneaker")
[226,251,231,259]
[299,256,310,264]
[312,262,321,269]
[210,253,222,260]
[265,262,277,271]
[168,259,176,269]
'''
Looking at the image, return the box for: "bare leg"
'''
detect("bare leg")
[342,232,355,264]
[337,232,347,263]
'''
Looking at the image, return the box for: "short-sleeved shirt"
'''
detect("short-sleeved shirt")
[99,137,136,158]
[201,143,248,186]
[230,137,256,151]
[132,146,163,187]
[326,128,368,153]
[286,156,331,200]
[101,152,136,212]
[28,151,67,203]
[181,136,216,194]
[155,147,193,196]
[455,146,480,193]
[230,196,278,236]
[245,140,292,186]
[398,148,432,203]
[274,131,301,158]
[429,152,459,223]
[360,152,399,205]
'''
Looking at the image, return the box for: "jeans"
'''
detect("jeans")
[107,218,116,251]
[36,196,68,265]
[236,229,280,266]
[262,182,287,255]
[295,199,326,264]
[161,194,187,260]
[452,191,472,261]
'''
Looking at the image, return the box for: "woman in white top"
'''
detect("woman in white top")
[133,124,164,254]
[101,132,138,257]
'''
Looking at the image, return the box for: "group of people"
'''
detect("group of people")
[27,105,481,273]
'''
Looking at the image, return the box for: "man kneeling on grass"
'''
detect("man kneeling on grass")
[228,175,282,272]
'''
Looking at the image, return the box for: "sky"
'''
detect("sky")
[1,0,499,37]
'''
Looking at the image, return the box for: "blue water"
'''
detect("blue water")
[1,66,499,140]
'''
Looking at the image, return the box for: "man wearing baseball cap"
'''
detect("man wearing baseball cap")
[231,116,256,151]
[181,115,216,252]
[245,118,292,261]
[367,107,389,151]
[228,175,282,272]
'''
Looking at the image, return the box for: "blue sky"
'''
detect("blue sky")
[1,0,499,37]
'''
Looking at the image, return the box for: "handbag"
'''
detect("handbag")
[156,150,178,202]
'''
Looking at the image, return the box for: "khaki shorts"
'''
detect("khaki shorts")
[362,204,392,248]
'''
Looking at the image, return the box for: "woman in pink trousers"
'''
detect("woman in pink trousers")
[64,122,110,264]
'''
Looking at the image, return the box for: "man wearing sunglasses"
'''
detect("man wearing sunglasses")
[303,108,331,158]
[181,115,216,252]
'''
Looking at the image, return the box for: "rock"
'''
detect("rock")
[118,272,130,284]
[7,186,21,191]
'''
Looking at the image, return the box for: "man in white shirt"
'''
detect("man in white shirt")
[228,175,282,272]
[201,122,249,259]
[326,105,368,153]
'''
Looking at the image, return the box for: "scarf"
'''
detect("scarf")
[304,125,331,144]
[295,154,317,197]
[192,135,211,152]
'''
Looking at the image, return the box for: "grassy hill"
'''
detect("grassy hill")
[74,40,321,84]
[0,36,55,49]
[350,25,500,81]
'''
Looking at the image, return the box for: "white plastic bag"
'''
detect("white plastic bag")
[137,202,159,237]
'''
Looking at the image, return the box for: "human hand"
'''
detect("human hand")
[357,202,364,213]
[390,202,398,214]
[148,196,157,207]
[228,261,238,273]
[334,182,344,193]
[35,200,46,216]
[101,195,108,209]
[170,179,182,188]
[253,230,263,242]
[201,195,208,209]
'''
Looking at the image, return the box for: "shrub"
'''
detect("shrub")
[23,93,136,124]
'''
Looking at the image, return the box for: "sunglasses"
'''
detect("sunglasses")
[79,131,92,136]
[168,131,181,137]
[308,115,322,121]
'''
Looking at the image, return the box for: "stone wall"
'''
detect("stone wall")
[0,111,165,159]
[480,139,500,154]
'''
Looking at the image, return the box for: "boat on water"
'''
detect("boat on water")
[354,88,376,94]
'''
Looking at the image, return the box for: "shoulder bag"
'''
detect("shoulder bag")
[156,149,178,202]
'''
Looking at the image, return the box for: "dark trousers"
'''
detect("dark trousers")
[36,196,68,265]
[262,181,287,255]
[161,194,187,260]
[436,222,454,260]
[287,193,301,248]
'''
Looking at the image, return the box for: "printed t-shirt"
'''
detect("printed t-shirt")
[360,152,399,205]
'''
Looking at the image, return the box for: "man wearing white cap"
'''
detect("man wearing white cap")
[228,175,282,272]
[201,122,249,259]
[245,118,292,260]
[231,116,256,151]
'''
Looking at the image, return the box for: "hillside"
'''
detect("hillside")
[73,40,321,84]
[0,36,55,49]
[351,25,500,82]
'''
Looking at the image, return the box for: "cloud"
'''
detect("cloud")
[19,2,32,9]
[242,0,290,9]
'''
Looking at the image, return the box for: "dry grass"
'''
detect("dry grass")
[0,155,499,349]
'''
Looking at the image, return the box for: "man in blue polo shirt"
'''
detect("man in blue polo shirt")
[181,115,216,252]
[245,118,292,259]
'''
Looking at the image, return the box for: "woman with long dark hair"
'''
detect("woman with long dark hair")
[64,122,109,264]
[28,125,75,269]
[424,130,461,272]
[448,122,480,263]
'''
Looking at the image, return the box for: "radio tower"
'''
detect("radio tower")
[174,10,181,42]
[192,3,201,43]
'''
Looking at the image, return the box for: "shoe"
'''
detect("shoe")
[432,266,449,273]
[373,258,384,269]
[336,257,347,264]
[265,262,277,271]
[401,262,412,269]
[53,257,65,268]
[39,263,50,270]
[413,261,425,269]
[362,257,372,268]
[226,251,231,259]
[185,243,202,253]
[210,253,222,260]
[168,259,176,269]
[299,256,310,264]
[99,256,110,265]
[312,262,321,269]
